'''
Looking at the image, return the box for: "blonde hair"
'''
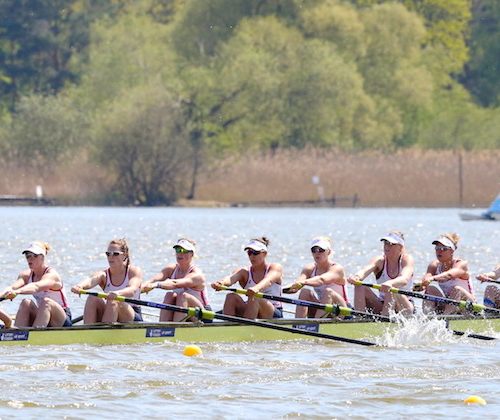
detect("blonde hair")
[251,237,270,247]
[442,233,460,248]
[34,241,51,254]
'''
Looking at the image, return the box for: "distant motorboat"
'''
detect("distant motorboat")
[460,194,500,221]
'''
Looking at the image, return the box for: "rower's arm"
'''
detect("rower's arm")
[15,271,62,295]
[113,266,142,298]
[310,265,346,287]
[1,274,27,296]
[477,265,500,281]
[211,268,246,290]
[383,255,414,288]
[158,271,204,290]
[432,260,469,282]
[347,257,381,284]
[0,308,12,329]
[250,263,282,293]
[72,272,105,293]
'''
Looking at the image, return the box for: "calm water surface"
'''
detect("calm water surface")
[0,207,498,418]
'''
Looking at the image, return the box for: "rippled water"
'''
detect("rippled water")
[0,207,498,418]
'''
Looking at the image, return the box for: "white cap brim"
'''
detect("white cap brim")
[310,238,331,251]
[22,243,46,256]
[380,233,404,246]
[244,240,268,252]
[432,237,456,250]
[173,239,196,252]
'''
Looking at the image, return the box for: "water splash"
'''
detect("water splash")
[375,312,455,347]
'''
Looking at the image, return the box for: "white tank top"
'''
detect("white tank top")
[170,265,210,307]
[28,267,69,309]
[376,256,413,298]
[435,260,473,297]
[104,267,140,301]
[311,264,349,303]
[245,265,282,308]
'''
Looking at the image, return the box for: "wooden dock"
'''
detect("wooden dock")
[231,194,359,208]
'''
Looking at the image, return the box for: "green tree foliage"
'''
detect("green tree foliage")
[93,83,192,205]
[462,0,500,106]
[2,94,85,174]
[0,0,131,112]
[75,11,175,110]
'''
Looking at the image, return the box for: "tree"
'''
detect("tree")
[93,83,192,205]
[3,93,85,175]
[461,0,500,106]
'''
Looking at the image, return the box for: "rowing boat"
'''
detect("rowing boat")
[0,316,498,346]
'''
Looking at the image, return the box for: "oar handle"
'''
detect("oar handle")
[482,278,500,285]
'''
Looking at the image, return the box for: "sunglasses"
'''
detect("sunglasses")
[435,246,452,252]
[24,252,38,259]
[175,247,191,254]
[311,247,326,254]
[105,251,124,257]
[246,249,262,256]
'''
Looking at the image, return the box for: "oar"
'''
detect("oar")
[76,290,377,347]
[351,280,500,315]
[71,315,83,324]
[220,287,497,341]
[218,286,390,321]
[480,278,500,286]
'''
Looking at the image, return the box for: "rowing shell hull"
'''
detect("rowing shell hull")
[0,317,498,346]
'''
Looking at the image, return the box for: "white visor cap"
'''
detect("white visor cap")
[244,240,268,252]
[310,237,331,251]
[22,242,47,256]
[173,239,196,252]
[432,236,456,250]
[380,232,405,246]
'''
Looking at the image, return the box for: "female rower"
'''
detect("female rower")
[71,238,143,324]
[141,238,210,322]
[285,236,348,318]
[347,231,414,316]
[0,242,71,328]
[421,233,474,314]
[476,265,500,309]
[211,237,283,319]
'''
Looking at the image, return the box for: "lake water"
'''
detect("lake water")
[0,207,498,418]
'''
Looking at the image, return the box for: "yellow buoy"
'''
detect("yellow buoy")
[183,344,203,357]
[464,395,486,405]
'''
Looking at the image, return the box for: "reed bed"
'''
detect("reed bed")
[0,148,498,207]
[197,148,500,207]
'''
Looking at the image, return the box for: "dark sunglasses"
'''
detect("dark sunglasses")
[311,247,326,254]
[435,246,452,252]
[246,249,262,256]
[105,251,124,257]
[24,252,38,259]
[175,247,191,254]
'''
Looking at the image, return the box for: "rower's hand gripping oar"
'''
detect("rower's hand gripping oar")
[478,278,500,286]
[351,280,500,315]
[75,290,377,347]
[219,286,391,322]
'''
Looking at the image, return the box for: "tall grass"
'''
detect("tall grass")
[0,148,498,207]
[197,148,500,207]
